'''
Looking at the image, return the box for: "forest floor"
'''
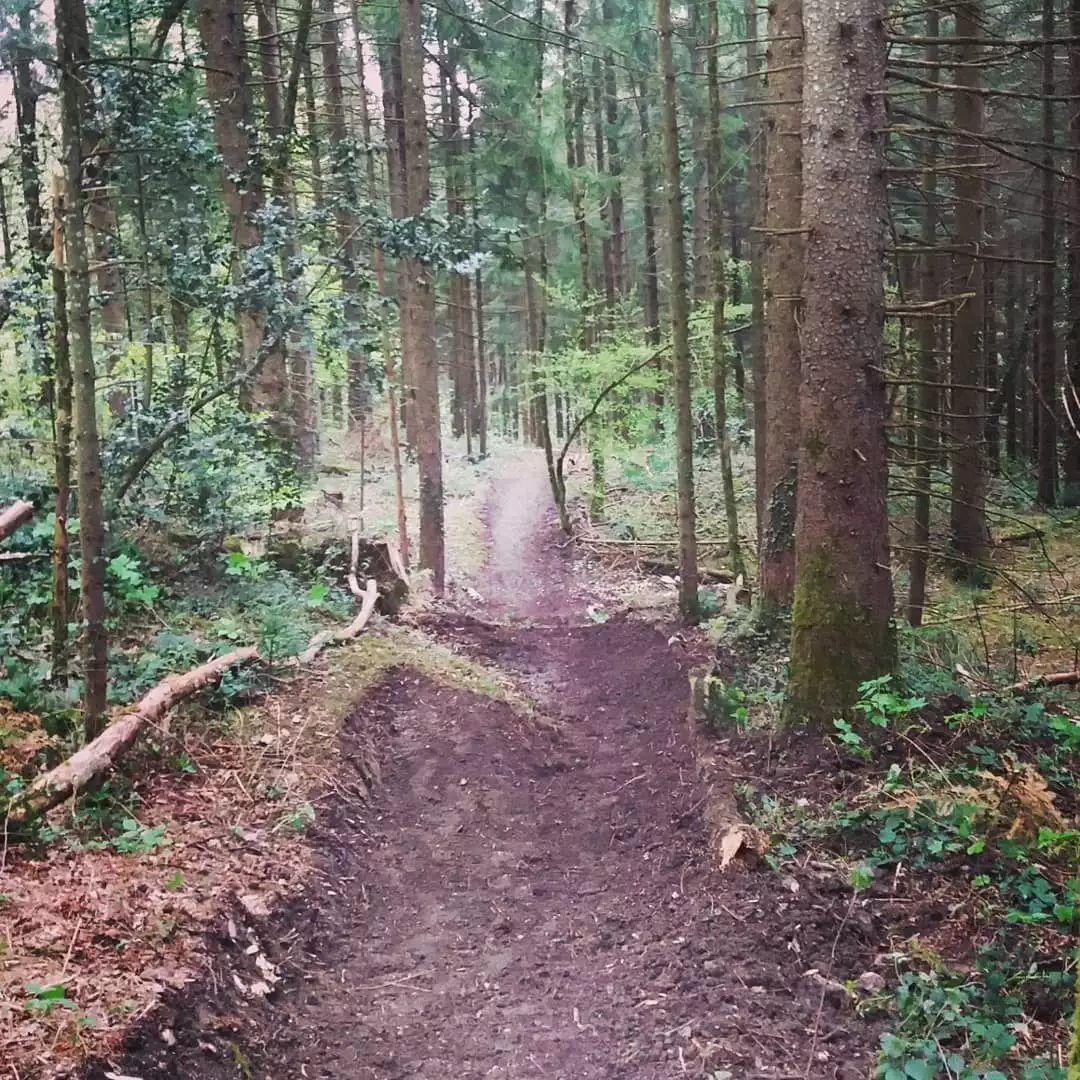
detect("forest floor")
[68,448,886,1080]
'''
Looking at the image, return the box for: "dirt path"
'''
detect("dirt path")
[93,452,878,1080]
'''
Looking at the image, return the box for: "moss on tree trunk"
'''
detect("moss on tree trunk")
[783,549,895,723]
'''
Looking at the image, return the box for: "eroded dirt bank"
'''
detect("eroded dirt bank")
[86,453,878,1080]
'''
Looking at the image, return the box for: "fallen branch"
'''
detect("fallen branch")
[578,537,732,549]
[7,645,258,825]
[6,578,379,827]
[294,577,378,664]
[997,527,1046,545]
[0,500,33,542]
[1006,669,1080,693]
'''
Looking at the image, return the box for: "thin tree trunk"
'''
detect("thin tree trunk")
[948,0,990,571]
[51,181,73,688]
[1067,0,1080,491]
[658,0,699,621]
[469,109,488,458]
[1004,251,1020,461]
[743,0,767,543]
[258,0,317,469]
[564,0,591,350]
[320,0,368,433]
[399,0,445,590]
[57,0,108,737]
[907,9,940,629]
[0,171,12,268]
[602,0,624,299]
[592,60,615,330]
[785,0,894,723]
[380,38,415,450]
[689,1,710,304]
[759,0,803,616]
[708,0,744,579]
[1038,0,1059,506]
[302,50,326,228]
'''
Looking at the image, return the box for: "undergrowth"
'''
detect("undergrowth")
[713,635,1080,1080]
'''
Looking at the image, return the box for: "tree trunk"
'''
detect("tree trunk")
[57,0,109,738]
[564,0,592,350]
[657,0,699,621]
[196,0,289,438]
[689,1,710,304]
[258,0,317,469]
[349,8,410,561]
[907,11,940,628]
[320,0,369,433]
[635,78,661,352]
[743,0,767,543]
[259,0,315,468]
[1067,0,1080,494]
[1037,0,1059,506]
[784,0,894,722]
[469,110,488,458]
[707,0,744,579]
[0,169,11,268]
[602,0,624,299]
[380,38,416,450]
[12,3,59,396]
[399,0,445,590]
[948,0,990,572]
[51,182,73,687]
[759,0,803,617]
[592,60,615,331]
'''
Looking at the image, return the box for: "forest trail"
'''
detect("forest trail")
[100,451,875,1080]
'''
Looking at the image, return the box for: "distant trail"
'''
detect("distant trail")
[475,449,578,620]
[95,452,877,1080]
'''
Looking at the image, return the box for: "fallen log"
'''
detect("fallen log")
[0,500,33,542]
[6,578,379,827]
[1006,669,1080,693]
[638,557,735,585]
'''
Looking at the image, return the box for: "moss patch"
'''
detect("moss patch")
[783,547,895,724]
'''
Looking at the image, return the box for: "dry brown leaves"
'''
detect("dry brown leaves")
[0,654,370,1079]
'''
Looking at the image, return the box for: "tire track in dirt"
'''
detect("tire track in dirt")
[91,451,878,1079]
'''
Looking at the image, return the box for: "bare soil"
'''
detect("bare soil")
[86,452,882,1080]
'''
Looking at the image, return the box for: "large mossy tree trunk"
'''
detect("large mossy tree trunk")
[783,0,894,724]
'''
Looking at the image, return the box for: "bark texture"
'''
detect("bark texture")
[759,0,804,614]
[784,0,895,723]
[399,0,446,590]
[948,1,990,569]
[195,0,289,435]
[57,0,109,736]
[657,0,699,620]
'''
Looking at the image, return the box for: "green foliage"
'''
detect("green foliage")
[24,982,77,1015]
[109,818,169,856]
[107,552,161,609]
[872,952,1063,1080]
[278,802,315,832]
